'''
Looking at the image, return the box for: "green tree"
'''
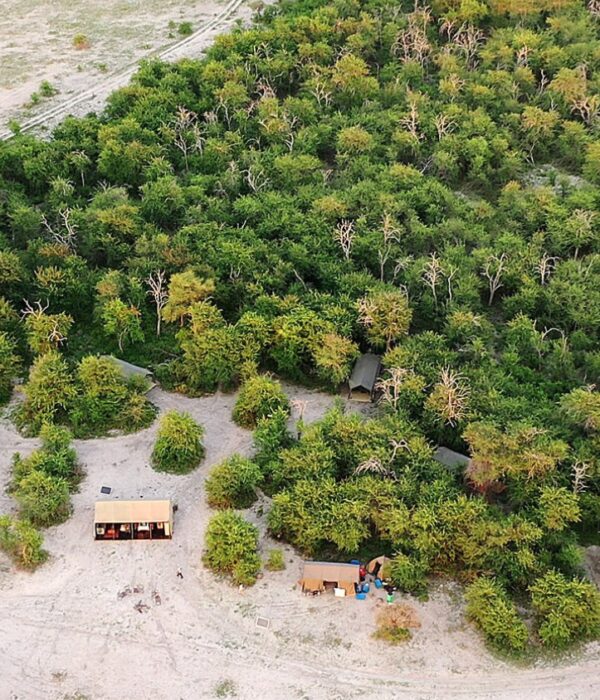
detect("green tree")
[0,516,47,569]
[312,333,359,388]
[101,298,143,352]
[205,454,262,509]
[151,410,204,474]
[22,305,73,355]
[0,332,20,403]
[232,375,290,429]
[465,578,529,653]
[162,271,215,326]
[529,571,600,649]
[14,470,71,527]
[358,290,412,350]
[203,510,261,586]
[19,351,76,434]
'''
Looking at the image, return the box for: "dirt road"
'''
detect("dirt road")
[0,385,598,699]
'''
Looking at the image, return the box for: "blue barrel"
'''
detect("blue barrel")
[374,578,383,589]
[362,582,370,593]
[356,592,367,600]
[350,559,360,565]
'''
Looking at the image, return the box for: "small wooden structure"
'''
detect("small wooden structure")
[94,499,173,540]
[299,561,360,596]
[101,356,155,388]
[348,353,381,402]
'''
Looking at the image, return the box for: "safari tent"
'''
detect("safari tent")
[94,499,173,540]
[366,555,392,580]
[348,353,381,402]
[101,355,155,388]
[433,447,471,472]
[299,561,360,595]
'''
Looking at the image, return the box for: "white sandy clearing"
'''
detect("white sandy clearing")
[0,0,265,137]
[0,384,599,700]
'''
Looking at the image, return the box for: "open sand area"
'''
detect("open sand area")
[0,384,599,700]
[0,0,263,137]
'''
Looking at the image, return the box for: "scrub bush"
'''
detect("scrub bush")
[151,410,204,474]
[203,510,261,586]
[205,454,262,509]
[232,375,289,429]
[465,578,529,653]
[0,516,47,569]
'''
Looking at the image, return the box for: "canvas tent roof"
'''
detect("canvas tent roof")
[301,561,360,584]
[95,499,172,524]
[433,447,471,471]
[366,555,392,578]
[101,356,154,382]
[348,353,381,392]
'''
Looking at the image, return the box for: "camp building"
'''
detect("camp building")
[94,499,173,540]
[348,353,381,402]
[300,561,360,595]
[101,355,155,388]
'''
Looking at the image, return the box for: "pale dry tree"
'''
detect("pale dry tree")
[571,95,600,125]
[481,252,508,306]
[243,166,270,193]
[445,264,458,302]
[451,23,485,69]
[379,213,402,281]
[21,299,69,349]
[392,6,432,66]
[146,270,168,337]
[42,208,78,251]
[422,253,443,307]
[588,0,600,19]
[537,252,559,285]
[399,92,424,143]
[572,460,589,494]
[434,113,456,141]
[377,367,413,412]
[354,456,389,477]
[170,107,204,171]
[428,367,470,427]
[333,220,356,261]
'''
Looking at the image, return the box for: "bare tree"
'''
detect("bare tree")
[422,253,443,307]
[146,270,168,337]
[572,460,589,494]
[392,7,432,66]
[243,166,270,193]
[399,92,424,143]
[450,23,485,69]
[537,252,559,285]
[42,209,78,251]
[333,220,355,261]
[434,113,456,140]
[379,213,402,281]
[481,253,507,306]
[588,0,600,19]
[571,95,600,126]
[354,456,393,478]
[377,367,413,412]
[430,367,470,427]
[170,107,204,171]
[21,299,69,349]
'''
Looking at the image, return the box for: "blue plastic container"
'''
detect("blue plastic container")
[350,559,360,565]
[362,582,370,593]
[355,592,367,600]
[374,578,383,589]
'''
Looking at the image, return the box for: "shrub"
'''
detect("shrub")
[0,331,20,404]
[205,455,262,509]
[39,80,58,97]
[529,571,600,649]
[232,375,290,428]
[73,34,90,49]
[0,516,47,569]
[203,510,261,586]
[265,548,285,571]
[14,471,71,527]
[389,553,428,595]
[178,21,193,36]
[12,423,79,486]
[465,578,529,653]
[151,410,204,473]
[373,604,421,645]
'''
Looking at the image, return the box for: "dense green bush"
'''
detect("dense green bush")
[0,332,20,404]
[205,454,262,509]
[232,375,290,429]
[203,510,261,586]
[265,548,286,571]
[389,553,428,596]
[0,516,47,569]
[151,410,204,473]
[465,578,529,654]
[529,571,600,649]
[14,470,71,527]
[12,423,79,486]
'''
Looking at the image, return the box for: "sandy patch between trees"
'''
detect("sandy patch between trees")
[0,0,264,137]
[0,384,599,700]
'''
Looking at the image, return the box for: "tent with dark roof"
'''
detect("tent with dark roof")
[348,353,381,402]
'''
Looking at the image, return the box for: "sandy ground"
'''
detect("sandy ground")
[0,0,265,137]
[0,384,599,700]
